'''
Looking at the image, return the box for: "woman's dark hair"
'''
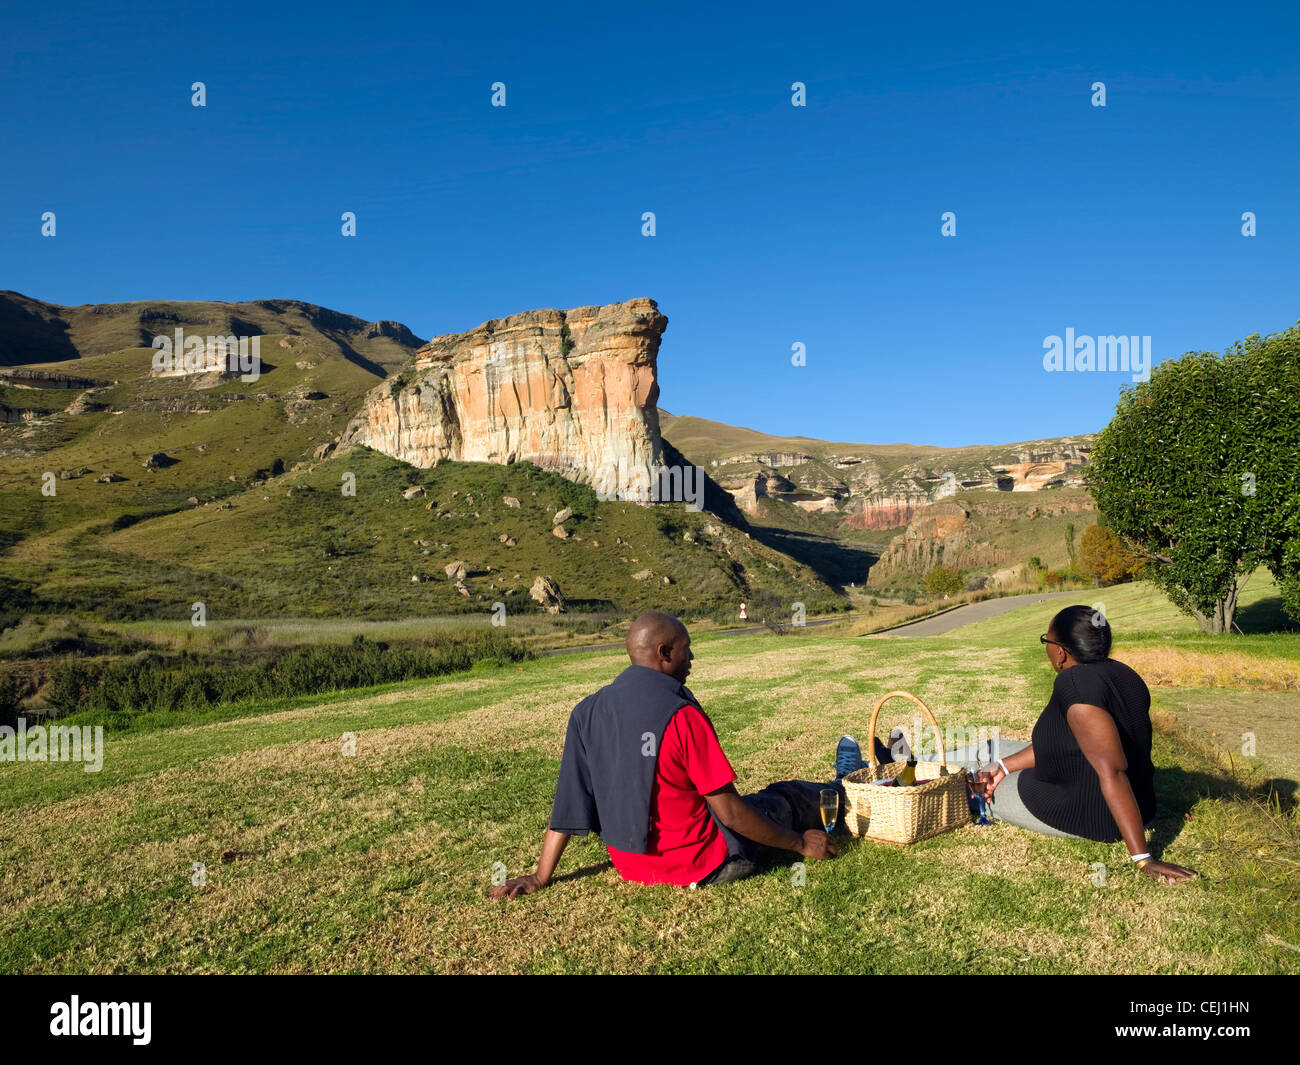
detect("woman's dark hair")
[1049,605,1112,663]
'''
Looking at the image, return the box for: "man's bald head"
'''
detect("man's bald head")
[626,611,693,681]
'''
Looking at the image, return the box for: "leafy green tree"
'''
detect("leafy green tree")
[1228,326,1300,623]
[923,565,965,597]
[1090,325,1300,633]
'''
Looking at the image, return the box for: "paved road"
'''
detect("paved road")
[540,612,858,657]
[711,613,857,639]
[869,589,1081,637]
[541,591,1083,656]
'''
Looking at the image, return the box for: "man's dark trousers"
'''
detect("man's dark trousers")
[697,779,844,886]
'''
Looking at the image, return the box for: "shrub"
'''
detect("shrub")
[48,661,95,714]
[924,565,965,597]
[0,673,20,730]
[45,632,532,718]
[1080,524,1142,586]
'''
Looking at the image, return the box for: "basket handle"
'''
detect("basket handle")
[866,690,947,769]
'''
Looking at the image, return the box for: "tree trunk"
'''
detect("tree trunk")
[1191,579,1240,634]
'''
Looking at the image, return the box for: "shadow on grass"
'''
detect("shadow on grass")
[1149,765,1298,853]
[550,861,614,885]
[1235,596,1299,634]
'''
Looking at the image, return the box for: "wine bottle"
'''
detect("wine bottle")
[897,757,917,786]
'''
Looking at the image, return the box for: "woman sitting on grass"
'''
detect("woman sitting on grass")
[841,605,1196,883]
[968,605,1195,882]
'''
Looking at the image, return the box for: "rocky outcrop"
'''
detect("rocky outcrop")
[991,447,1090,491]
[718,468,825,517]
[867,501,1013,587]
[0,368,101,390]
[366,320,420,345]
[842,490,932,530]
[529,575,565,613]
[725,473,769,516]
[722,452,813,467]
[793,496,838,513]
[0,405,53,424]
[343,298,668,502]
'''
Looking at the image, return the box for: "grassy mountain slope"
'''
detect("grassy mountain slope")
[3,446,843,621]
[0,290,420,372]
[0,345,413,552]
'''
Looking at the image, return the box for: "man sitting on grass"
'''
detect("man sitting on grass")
[489,611,839,897]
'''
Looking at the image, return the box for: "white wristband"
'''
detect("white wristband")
[996,759,1010,776]
[1130,852,1152,863]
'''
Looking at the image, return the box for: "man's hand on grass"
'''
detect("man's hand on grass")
[797,829,837,860]
[1140,859,1196,883]
[489,873,547,900]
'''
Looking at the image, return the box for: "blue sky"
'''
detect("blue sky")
[4,1,1298,446]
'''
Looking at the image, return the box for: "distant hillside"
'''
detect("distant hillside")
[659,409,1095,531]
[0,294,427,586]
[0,291,422,374]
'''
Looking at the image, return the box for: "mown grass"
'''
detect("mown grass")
[1,587,1296,973]
[943,571,1294,640]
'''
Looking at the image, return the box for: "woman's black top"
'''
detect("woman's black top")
[1018,658,1157,842]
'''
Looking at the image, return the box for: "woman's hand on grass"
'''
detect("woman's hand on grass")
[1140,859,1197,883]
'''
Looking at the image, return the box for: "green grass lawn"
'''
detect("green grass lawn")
[1,585,1297,973]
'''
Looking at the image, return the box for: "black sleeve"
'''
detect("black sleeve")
[1054,666,1110,714]
[548,709,598,837]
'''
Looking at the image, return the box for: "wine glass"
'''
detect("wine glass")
[971,753,993,824]
[819,789,838,833]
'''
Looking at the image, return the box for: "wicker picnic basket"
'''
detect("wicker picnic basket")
[841,690,972,844]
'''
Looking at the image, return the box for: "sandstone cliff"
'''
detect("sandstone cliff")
[867,502,984,584]
[343,298,668,502]
[865,491,1097,588]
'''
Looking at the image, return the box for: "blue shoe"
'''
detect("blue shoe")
[834,735,864,780]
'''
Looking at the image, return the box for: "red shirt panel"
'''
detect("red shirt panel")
[606,703,735,886]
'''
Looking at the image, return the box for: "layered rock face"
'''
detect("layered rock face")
[991,454,1088,491]
[842,490,933,530]
[344,298,668,501]
[676,424,1096,532]
[867,501,1013,587]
